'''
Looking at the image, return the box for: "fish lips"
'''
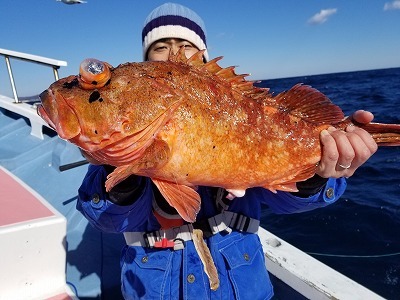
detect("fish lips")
[38,89,81,140]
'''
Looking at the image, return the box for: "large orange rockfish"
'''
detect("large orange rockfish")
[38,49,400,222]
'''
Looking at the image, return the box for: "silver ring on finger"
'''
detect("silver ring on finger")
[338,163,351,169]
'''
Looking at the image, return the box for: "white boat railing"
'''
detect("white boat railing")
[0,48,67,103]
[258,228,385,299]
[0,48,67,139]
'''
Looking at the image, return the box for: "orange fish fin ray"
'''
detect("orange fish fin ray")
[252,89,271,100]
[273,84,345,125]
[105,165,138,192]
[105,139,171,191]
[228,75,251,88]
[152,179,201,223]
[202,56,224,73]
[186,50,206,67]
[216,66,237,79]
[274,182,299,193]
[168,47,187,63]
[137,138,171,169]
[101,99,180,165]
[194,53,273,99]
[292,163,319,183]
[200,56,270,98]
[263,163,318,193]
[263,183,298,193]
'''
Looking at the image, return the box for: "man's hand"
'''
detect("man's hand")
[316,110,378,178]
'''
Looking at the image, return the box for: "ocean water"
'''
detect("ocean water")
[257,67,400,299]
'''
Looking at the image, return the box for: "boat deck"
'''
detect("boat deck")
[0,165,75,299]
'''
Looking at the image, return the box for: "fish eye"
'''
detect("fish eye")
[78,58,111,90]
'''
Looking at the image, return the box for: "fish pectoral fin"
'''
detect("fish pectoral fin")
[152,179,201,223]
[104,138,171,191]
[105,165,139,192]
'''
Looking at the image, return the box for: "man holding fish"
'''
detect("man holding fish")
[74,3,379,299]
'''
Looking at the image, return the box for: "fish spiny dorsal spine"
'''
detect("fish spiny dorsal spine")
[168,46,193,63]
[186,50,206,66]
[201,56,223,73]
[216,66,237,79]
[171,49,271,100]
[197,52,270,98]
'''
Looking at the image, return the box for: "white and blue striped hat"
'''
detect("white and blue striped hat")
[142,3,208,61]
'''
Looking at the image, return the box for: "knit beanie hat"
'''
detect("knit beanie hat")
[142,3,209,61]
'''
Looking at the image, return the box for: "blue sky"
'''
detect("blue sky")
[1,0,399,96]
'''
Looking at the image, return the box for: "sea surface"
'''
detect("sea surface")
[257,67,400,299]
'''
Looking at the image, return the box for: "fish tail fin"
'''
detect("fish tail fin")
[357,122,400,146]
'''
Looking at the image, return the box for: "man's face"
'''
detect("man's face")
[147,38,199,62]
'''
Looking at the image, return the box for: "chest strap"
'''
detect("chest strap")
[123,211,260,250]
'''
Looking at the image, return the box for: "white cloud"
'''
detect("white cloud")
[308,8,338,25]
[384,0,400,10]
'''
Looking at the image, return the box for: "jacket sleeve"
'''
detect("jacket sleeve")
[259,177,347,214]
[76,164,155,232]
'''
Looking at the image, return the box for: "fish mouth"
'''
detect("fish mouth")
[38,89,81,140]
[37,103,56,131]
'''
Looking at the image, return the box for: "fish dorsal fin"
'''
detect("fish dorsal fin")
[202,56,224,73]
[199,54,270,97]
[167,50,269,100]
[168,47,188,63]
[186,49,206,67]
[273,84,345,125]
[169,48,206,66]
[152,179,201,223]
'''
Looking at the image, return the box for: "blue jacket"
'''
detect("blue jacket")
[77,164,346,299]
